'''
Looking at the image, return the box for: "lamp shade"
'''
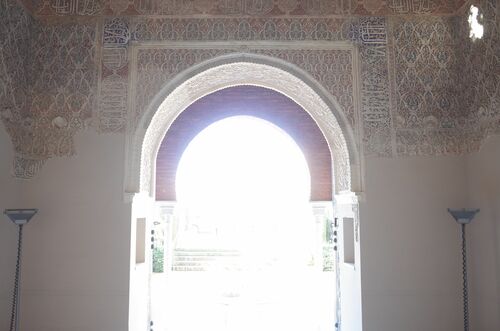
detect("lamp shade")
[447,208,479,224]
[4,209,38,225]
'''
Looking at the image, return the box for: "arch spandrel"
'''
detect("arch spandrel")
[125,53,363,198]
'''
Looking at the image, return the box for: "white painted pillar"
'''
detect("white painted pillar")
[335,193,363,331]
[128,192,155,331]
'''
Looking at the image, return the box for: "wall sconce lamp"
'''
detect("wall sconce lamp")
[4,209,38,331]
[447,208,479,331]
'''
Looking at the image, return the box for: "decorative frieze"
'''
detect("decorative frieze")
[29,0,465,17]
[99,18,130,132]
[129,17,345,42]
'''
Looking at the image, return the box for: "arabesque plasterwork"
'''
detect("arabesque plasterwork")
[1,0,98,177]
[133,45,357,128]
[455,0,500,138]
[0,0,499,181]
[1,0,34,178]
[388,16,475,155]
[26,0,466,17]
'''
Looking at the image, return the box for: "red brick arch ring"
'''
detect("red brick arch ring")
[156,86,333,201]
[124,53,363,201]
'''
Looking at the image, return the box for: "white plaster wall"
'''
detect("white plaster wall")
[16,132,132,331]
[0,124,22,330]
[2,127,498,331]
[359,156,467,331]
[465,135,500,331]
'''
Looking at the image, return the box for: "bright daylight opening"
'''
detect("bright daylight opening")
[468,5,484,40]
[152,116,336,331]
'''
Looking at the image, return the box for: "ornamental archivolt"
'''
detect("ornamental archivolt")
[132,58,360,198]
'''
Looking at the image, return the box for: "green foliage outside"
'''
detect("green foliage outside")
[153,247,164,273]
[325,218,334,243]
[323,246,335,272]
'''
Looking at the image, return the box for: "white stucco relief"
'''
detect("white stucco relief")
[125,53,363,199]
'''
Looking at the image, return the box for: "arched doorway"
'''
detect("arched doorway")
[151,114,334,330]
[126,54,363,331]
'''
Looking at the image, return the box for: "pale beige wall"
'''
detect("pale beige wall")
[1,127,498,330]
[360,156,468,331]
[15,132,132,331]
[465,135,500,331]
[0,125,22,330]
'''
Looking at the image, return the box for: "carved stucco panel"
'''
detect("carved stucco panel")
[347,17,394,156]
[455,0,499,140]
[29,0,464,17]
[28,22,98,150]
[2,0,499,181]
[129,17,346,42]
[99,18,131,132]
[133,46,357,133]
[386,15,484,156]
[123,17,394,158]
[0,13,99,178]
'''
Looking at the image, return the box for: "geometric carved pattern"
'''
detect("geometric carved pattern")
[103,18,130,47]
[349,17,393,156]
[134,48,232,128]
[1,15,98,166]
[134,46,357,131]
[36,0,102,15]
[0,0,31,116]
[99,47,129,132]
[26,22,98,159]
[30,23,97,131]
[1,0,36,178]
[389,16,468,155]
[391,17,458,129]
[125,17,392,157]
[1,0,499,180]
[99,18,130,132]
[1,0,98,178]
[29,0,465,17]
[455,0,500,140]
[387,0,439,14]
[130,18,345,41]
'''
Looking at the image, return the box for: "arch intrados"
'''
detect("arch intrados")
[125,53,362,197]
[155,85,333,202]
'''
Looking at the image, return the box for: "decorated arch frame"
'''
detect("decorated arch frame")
[124,51,364,197]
